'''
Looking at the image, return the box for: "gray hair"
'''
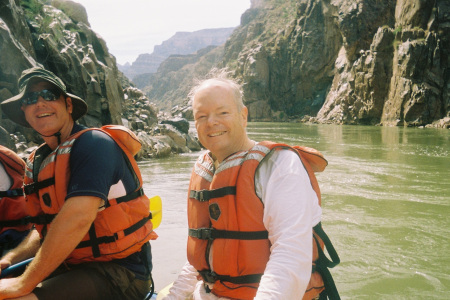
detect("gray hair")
[188,68,244,111]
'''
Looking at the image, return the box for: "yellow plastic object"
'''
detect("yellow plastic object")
[155,283,173,299]
[149,195,162,229]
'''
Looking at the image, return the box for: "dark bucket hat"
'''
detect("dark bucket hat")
[1,67,87,127]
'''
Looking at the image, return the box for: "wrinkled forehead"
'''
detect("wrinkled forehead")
[194,84,236,109]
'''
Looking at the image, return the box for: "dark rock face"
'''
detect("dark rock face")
[0,0,201,158]
[316,0,449,127]
[143,0,449,128]
[0,0,124,131]
[223,0,449,127]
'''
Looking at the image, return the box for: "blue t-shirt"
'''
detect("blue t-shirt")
[65,124,152,279]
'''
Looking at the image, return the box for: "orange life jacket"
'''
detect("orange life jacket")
[23,125,157,264]
[0,145,31,234]
[187,141,339,299]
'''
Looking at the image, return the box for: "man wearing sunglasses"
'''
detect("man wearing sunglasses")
[0,67,157,300]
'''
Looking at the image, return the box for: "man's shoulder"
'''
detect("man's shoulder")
[71,127,120,160]
[73,126,115,145]
[264,146,299,163]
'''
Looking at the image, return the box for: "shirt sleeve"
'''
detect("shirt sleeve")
[66,130,124,201]
[254,149,321,299]
[161,261,199,300]
[0,162,12,191]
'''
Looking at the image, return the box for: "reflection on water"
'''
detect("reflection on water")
[141,122,450,298]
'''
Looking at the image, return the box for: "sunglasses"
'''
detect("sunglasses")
[21,89,62,106]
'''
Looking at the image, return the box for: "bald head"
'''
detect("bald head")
[189,71,244,112]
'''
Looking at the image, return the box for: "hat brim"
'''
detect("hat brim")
[1,91,88,128]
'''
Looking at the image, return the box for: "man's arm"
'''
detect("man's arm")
[254,149,320,299]
[0,196,101,299]
[0,229,40,271]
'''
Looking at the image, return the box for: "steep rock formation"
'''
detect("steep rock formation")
[143,0,449,128]
[317,0,449,127]
[0,0,124,131]
[119,28,235,80]
[0,0,200,157]
[230,0,449,127]
[142,45,224,112]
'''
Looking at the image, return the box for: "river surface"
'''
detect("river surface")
[139,122,450,299]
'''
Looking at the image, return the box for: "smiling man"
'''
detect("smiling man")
[161,70,339,300]
[191,79,253,164]
[0,67,157,300]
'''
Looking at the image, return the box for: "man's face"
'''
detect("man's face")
[193,82,248,162]
[21,80,73,136]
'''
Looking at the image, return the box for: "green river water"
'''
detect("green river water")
[139,122,449,299]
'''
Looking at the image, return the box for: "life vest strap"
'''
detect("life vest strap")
[313,222,340,268]
[27,214,56,225]
[0,219,26,227]
[0,188,24,197]
[189,228,268,240]
[105,188,145,208]
[76,214,152,251]
[0,214,55,227]
[88,223,101,257]
[198,270,262,284]
[23,178,55,195]
[313,222,341,299]
[0,218,29,227]
[189,186,236,202]
[124,214,152,236]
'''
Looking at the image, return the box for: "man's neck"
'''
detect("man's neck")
[43,121,75,150]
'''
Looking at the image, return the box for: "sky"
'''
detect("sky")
[73,0,252,65]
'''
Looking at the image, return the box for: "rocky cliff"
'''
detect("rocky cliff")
[142,45,225,113]
[145,0,449,128]
[0,0,201,157]
[119,28,235,81]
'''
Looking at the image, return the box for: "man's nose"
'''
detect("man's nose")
[206,114,218,126]
[35,96,48,106]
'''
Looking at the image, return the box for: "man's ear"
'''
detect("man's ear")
[65,97,73,114]
[241,106,248,126]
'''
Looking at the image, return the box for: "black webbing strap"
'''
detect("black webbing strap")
[199,270,263,284]
[27,214,56,225]
[77,233,116,250]
[105,188,145,208]
[313,222,341,299]
[313,222,340,268]
[0,219,27,227]
[0,214,56,227]
[189,187,236,202]
[23,178,55,195]
[316,263,340,300]
[0,188,24,197]
[189,228,268,240]
[124,214,152,236]
[88,224,101,258]
[76,214,152,252]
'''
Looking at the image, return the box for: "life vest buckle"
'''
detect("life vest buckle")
[189,228,215,240]
[197,190,209,201]
[23,183,36,195]
[198,228,213,240]
[199,270,218,283]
